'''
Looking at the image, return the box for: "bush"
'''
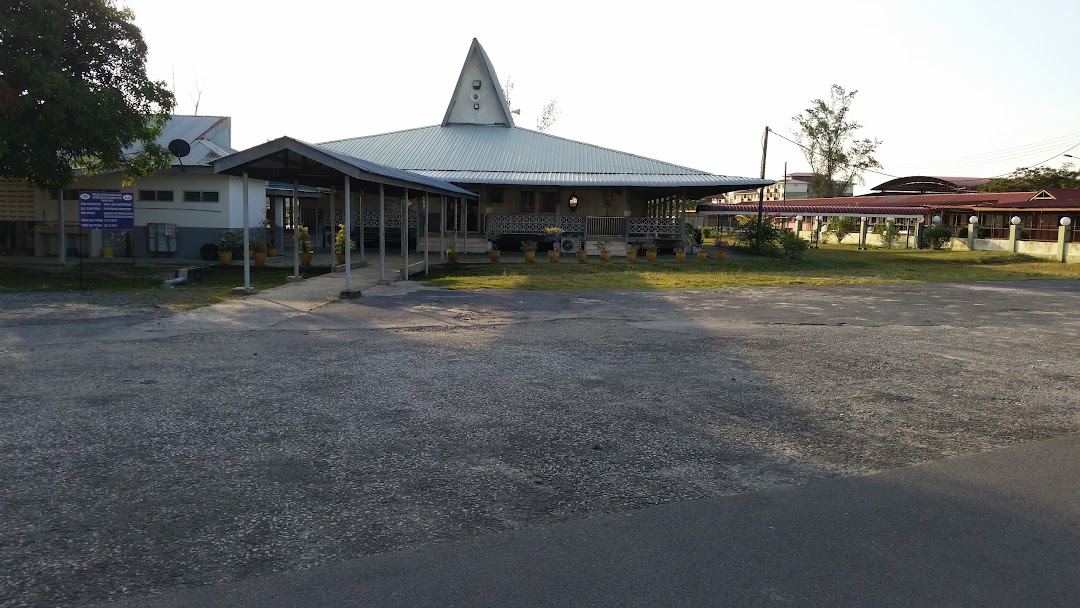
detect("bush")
[734,216,784,253]
[827,216,859,244]
[873,222,901,249]
[780,230,809,260]
[199,242,219,260]
[925,226,952,250]
[700,226,714,239]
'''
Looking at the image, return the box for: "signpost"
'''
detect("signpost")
[79,192,134,230]
[79,192,136,289]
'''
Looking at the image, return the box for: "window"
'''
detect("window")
[519,191,535,213]
[183,191,220,202]
[539,191,557,213]
[489,189,504,205]
[139,190,174,201]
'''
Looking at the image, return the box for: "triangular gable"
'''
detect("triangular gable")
[441,39,515,128]
[1029,189,1055,200]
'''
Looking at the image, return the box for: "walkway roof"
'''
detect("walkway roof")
[870,175,990,193]
[213,137,476,198]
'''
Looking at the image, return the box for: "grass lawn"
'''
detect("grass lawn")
[0,263,330,308]
[422,246,1080,291]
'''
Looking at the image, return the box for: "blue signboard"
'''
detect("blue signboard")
[79,192,134,230]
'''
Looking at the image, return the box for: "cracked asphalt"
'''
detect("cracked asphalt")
[1,280,1079,607]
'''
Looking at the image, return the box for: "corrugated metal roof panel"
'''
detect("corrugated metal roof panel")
[319,125,745,177]
[698,203,929,217]
[410,170,772,188]
[124,115,235,167]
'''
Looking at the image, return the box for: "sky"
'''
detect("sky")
[121,0,1080,193]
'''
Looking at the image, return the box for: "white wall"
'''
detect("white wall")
[32,172,267,229]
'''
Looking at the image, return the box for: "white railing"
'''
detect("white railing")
[587,216,626,237]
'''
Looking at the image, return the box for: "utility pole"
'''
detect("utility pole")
[782,161,788,201]
[755,126,770,254]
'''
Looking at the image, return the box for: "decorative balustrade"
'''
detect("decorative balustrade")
[587,217,627,237]
[628,217,681,236]
[321,211,417,228]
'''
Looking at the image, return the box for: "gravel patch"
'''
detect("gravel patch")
[1,281,1078,607]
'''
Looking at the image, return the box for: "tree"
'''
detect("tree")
[0,0,176,192]
[792,85,881,198]
[976,163,1080,192]
[536,99,560,132]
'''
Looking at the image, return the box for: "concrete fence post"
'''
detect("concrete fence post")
[1058,225,1068,263]
[968,221,977,251]
[1009,224,1019,253]
[858,217,868,250]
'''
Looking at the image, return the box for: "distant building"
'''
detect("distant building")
[710,172,853,205]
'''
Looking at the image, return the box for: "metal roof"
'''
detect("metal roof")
[697,203,926,218]
[124,115,235,167]
[319,124,771,191]
[870,175,991,193]
[213,136,476,198]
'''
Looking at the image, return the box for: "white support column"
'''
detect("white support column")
[460,197,466,253]
[858,217,869,250]
[273,197,284,254]
[289,180,301,281]
[424,193,430,275]
[379,183,386,282]
[242,172,251,291]
[344,176,352,290]
[440,195,446,261]
[402,188,409,281]
[57,190,66,264]
[329,187,335,254]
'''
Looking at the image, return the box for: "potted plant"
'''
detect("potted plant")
[568,236,587,263]
[334,223,355,265]
[447,244,459,264]
[297,225,314,265]
[102,232,124,258]
[249,237,267,266]
[544,226,563,261]
[520,239,537,263]
[595,239,611,262]
[218,228,244,265]
[714,239,728,261]
[488,227,501,262]
[644,241,658,262]
[674,245,687,262]
[626,242,638,262]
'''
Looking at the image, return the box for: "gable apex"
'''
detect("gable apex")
[442,39,515,128]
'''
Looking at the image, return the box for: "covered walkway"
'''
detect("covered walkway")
[213,137,476,296]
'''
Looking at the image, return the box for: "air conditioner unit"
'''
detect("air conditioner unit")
[559,237,579,253]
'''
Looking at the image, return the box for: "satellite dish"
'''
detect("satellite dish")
[167,139,191,158]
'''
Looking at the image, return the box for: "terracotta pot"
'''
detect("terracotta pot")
[217,251,233,266]
[714,249,727,261]
[523,250,536,263]
[336,253,346,265]
[267,247,278,257]
[489,250,501,262]
[576,250,587,263]
[697,251,709,261]
[447,251,459,264]
[252,252,267,266]
[626,250,637,262]
[600,251,611,262]
[675,251,686,262]
[102,246,114,258]
[646,251,657,262]
[300,252,314,265]
[548,250,560,262]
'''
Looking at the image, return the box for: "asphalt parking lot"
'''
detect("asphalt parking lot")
[1,280,1079,607]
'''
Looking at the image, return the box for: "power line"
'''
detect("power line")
[985,140,1080,178]
[886,131,1080,169]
